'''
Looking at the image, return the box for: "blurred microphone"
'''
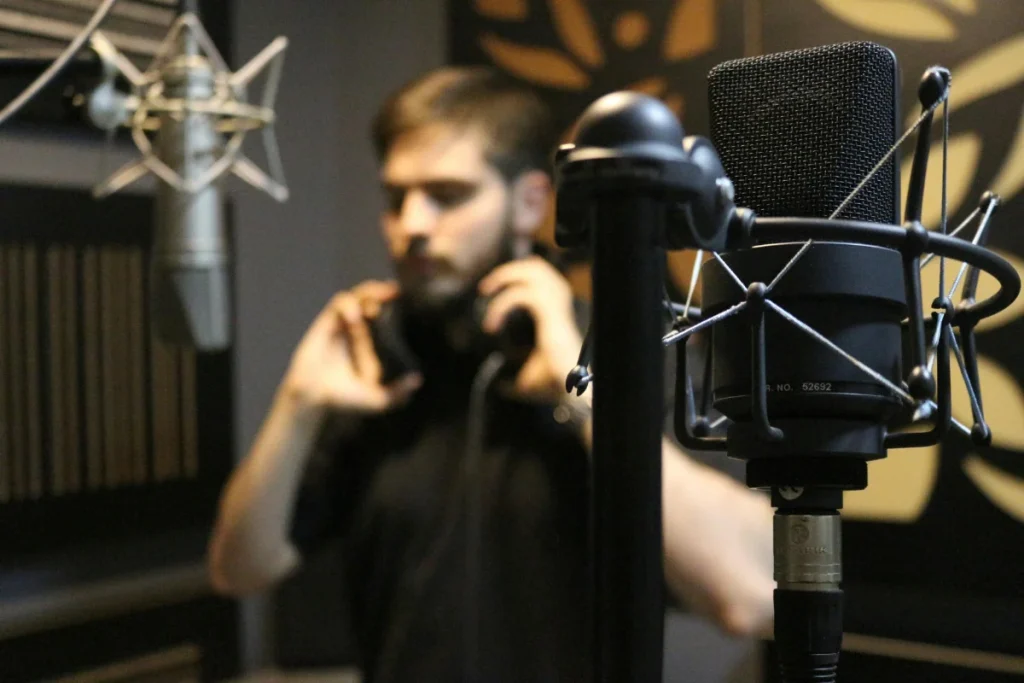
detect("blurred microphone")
[83,10,289,352]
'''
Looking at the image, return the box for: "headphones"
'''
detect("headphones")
[369,292,537,384]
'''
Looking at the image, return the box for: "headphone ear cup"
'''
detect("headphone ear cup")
[370,300,422,383]
[472,294,536,365]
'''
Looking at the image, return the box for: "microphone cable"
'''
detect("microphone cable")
[0,0,118,128]
[378,350,508,683]
[462,350,508,682]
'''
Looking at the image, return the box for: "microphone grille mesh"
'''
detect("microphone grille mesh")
[708,41,900,224]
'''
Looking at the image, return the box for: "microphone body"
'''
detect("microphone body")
[83,11,288,352]
[151,31,231,350]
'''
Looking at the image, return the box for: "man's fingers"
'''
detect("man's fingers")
[386,372,424,404]
[481,286,537,335]
[320,281,400,380]
[327,291,361,324]
[359,372,423,411]
[353,279,399,299]
[358,281,400,319]
[478,256,547,296]
[355,280,399,315]
[307,291,355,342]
[346,310,381,381]
[322,280,398,322]
[362,296,390,320]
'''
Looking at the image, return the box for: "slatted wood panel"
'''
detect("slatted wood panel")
[0,241,198,503]
[0,184,234,560]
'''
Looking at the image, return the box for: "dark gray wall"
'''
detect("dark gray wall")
[0,1,761,680]
[230,0,449,670]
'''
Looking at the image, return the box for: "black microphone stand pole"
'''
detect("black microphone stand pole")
[589,181,666,683]
[555,93,742,683]
[555,98,669,683]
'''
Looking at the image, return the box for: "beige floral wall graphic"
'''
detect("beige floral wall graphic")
[459,0,727,300]
[898,32,1024,229]
[815,0,974,42]
[473,0,714,114]
[810,0,1024,526]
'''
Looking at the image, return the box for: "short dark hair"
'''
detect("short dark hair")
[371,66,557,182]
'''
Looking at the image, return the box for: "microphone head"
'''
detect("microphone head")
[679,42,907,486]
[708,41,900,224]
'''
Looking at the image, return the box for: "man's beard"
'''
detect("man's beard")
[398,224,518,322]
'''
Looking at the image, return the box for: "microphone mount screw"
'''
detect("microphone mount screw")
[903,221,931,259]
[972,422,992,446]
[907,365,935,401]
[980,191,1001,212]
[746,281,768,313]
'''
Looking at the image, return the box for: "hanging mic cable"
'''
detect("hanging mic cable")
[0,0,118,128]
[554,41,1021,683]
[81,6,289,352]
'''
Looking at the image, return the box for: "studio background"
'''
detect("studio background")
[0,1,1020,682]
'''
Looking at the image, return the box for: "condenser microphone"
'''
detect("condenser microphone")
[555,41,1020,683]
[704,42,903,680]
[150,26,230,351]
[83,11,289,351]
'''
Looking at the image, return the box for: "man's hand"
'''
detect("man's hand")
[283,280,422,416]
[662,441,775,637]
[478,256,583,404]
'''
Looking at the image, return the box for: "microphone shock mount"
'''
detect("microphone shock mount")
[555,59,1020,683]
[82,12,289,202]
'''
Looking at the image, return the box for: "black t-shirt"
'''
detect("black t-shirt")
[288,306,593,683]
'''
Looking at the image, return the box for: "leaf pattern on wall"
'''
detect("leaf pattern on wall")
[663,0,717,61]
[815,0,958,41]
[937,0,977,13]
[478,33,591,89]
[964,454,1024,524]
[547,0,604,67]
[920,247,1024,334]
[474,0,528,21]
[937,33,1024,118]
[949,354,1024,452]
[899,132,982,230]
[844,444,940,522]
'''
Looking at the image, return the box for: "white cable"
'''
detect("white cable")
[0,0,119,129]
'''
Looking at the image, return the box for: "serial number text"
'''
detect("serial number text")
[764,382,833,392]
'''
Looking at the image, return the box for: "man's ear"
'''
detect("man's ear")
[509,169,553,239]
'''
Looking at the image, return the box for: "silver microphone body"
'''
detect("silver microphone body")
[84,13,289,353]
[151,36,231,351]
